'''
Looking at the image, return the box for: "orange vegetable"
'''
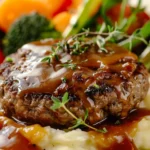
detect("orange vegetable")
[0,0,51,32]
[52,11,72,32]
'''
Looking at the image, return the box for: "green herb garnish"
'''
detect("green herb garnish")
[42,22,150,65]
[69,26,149,52]
[50,92,108,133]
[5,57,13,63]
[93,83,100,89]
[41,42,62,64]
[61,77,67,83]
[62,62,77,70]
[41,56,51,64]
[99,127,108,133]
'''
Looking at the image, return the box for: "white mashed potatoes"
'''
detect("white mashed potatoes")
[20,125,96,150]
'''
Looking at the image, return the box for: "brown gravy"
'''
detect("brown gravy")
[109,136,138,150]
[0,109,149,150]
[0,115,39,150]
[90,109,150,150]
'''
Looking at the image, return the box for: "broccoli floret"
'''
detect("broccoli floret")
[3,12,61,55]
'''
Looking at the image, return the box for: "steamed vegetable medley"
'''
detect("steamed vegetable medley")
[0,0,150,69]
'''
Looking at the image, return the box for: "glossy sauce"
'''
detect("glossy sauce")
[0,109,150,150]
[90,109,150,150]
[11,40,137,95]
[0,115,39,150]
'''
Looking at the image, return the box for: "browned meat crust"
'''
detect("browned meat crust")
[0,39,149,127]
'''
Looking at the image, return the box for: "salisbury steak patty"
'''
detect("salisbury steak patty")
[0,38,149,127]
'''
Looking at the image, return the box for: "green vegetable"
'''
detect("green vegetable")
[63,0,102,37]
[3,12,61,55]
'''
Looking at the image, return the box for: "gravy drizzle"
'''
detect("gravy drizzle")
[0,109,150,150]
[90,109,150,150]
[0,115,39,150]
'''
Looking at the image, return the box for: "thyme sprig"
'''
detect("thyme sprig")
[68,26,149,51]
[42,24,149,64]
[50,92,108,133]
[41,42,63,63]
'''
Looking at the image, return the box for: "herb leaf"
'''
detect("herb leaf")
[98,127,108,133]
[69,118,83,130]
[62,92,69,104]
[61,77,67,83]
[42,21,149,65]
[93,83,100,89]
[51,96,62,110]
[41,57,51,64]
[62,62,77,70]
[84,109,89,122]
[5,57,13,63]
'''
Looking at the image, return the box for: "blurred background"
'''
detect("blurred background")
[0,0,149,67]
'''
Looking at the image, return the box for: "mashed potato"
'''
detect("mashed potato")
[134,117,150,150]
[20,125,96,150]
